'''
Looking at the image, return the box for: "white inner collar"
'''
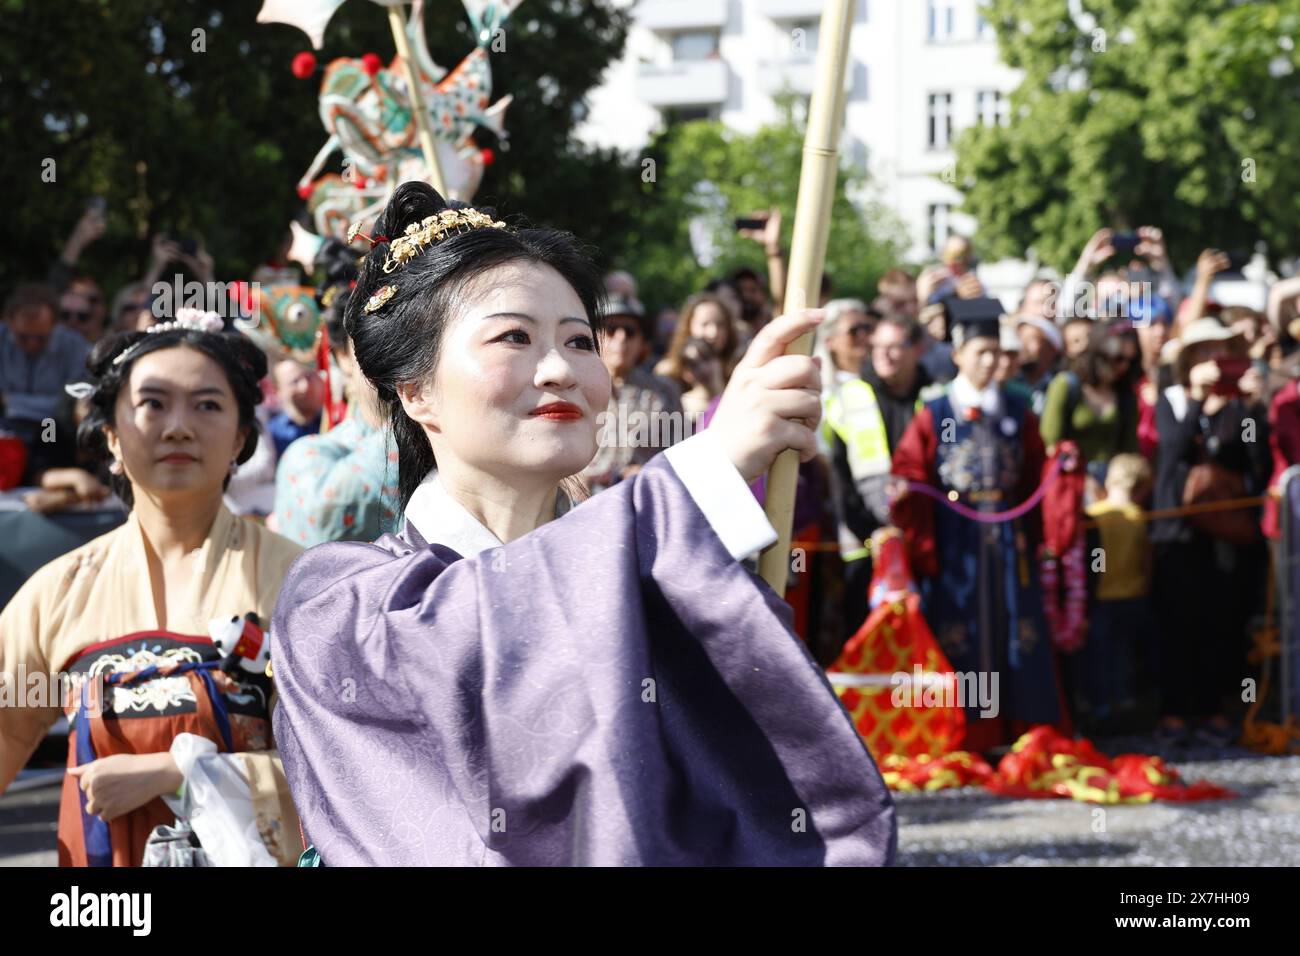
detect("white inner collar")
[949,374,1002,416]
[402,471,570,557]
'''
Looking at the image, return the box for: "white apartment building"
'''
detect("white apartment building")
[578,0,1026,274]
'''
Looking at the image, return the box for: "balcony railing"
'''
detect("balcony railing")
[753,0,829,20]
[756,57,857,97]
[756,57,817,96]
[634,0,728,32]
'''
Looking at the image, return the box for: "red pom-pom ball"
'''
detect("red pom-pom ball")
[228,280,254,314]
[479,148,495,166]
[297,183,313,200]
[361,53,382,76]
[291,51,317,80]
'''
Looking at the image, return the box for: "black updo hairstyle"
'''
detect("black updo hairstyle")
[347,181,606,510]
[78,328,269,510]
[315,237,359,353]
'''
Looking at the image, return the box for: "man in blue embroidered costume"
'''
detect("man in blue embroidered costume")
[890,297,1065,751]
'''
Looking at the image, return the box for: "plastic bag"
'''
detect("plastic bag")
[161,733,277,867]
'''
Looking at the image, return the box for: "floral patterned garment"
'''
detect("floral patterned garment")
[272,414,400,547]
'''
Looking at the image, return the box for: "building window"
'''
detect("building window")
[927,92,953,149]
[849,137,870,170]
[928,203,952,253]
[976,14,996,42]
[671,30,718,62]
[927,1,955,42]
[976,89,1008,126]
[665,105,721,124]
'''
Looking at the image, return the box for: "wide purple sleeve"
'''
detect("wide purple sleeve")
[271,454,895,866]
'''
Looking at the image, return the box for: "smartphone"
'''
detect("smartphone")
[1110,233,1140,257]
[734,217,766,232]
[86,196,106,216]
[1212,356,1249,396]
[1226,251,1251,273]
[172,235,198,257]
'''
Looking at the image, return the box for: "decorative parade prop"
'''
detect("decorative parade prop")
[260,0,519,240]
[1037,440,1088,651]
[232,282,344,428]
[759,0,854,594]
[828,529,968,762]
[827,528,1233,802]
[984,727,1234,803]
[257,2,522,439]
[874,726,1233,802]
[239,285,324,365]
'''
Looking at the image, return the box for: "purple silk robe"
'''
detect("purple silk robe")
[271,452,896,865]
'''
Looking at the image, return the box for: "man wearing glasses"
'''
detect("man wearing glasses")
[64,277,109,343]
[59,286,105,344]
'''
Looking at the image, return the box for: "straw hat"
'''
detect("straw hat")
[1015,314,1063,352]
[1179,317,1241,348]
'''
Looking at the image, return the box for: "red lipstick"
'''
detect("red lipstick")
[530,402,583,421]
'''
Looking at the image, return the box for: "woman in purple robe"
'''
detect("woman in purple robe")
[271,183,896,866]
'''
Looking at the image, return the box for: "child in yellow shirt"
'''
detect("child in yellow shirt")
[1083,453,1156,731]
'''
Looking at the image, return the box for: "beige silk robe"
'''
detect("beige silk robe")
[0,504,304,865]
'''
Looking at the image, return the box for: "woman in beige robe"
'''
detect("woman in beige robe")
[0,314,303,865]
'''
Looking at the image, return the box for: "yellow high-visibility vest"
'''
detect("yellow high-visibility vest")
[823,378,893,562]
[823,378,892,481]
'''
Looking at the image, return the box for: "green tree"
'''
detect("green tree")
[953,0,1300,272]
[0,0,631,296]
[609,97,907,319]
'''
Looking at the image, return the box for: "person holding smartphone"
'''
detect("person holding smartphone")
[46,200,107,296]
[1150,318,1269,748]
[1059,226,1181,321]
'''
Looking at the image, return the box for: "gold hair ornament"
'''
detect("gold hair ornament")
[382,209,506,273]
[363,285,398,314]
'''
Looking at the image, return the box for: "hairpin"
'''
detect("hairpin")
[363,284,397,314]
[347,221,389,246]
[112,309,225,365]
[382,209,507,273]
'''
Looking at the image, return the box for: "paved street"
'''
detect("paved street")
[4,736,1297,867]
[895,737,1300,866]
[0,770,62,866]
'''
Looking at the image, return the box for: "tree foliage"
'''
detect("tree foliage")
[610,98,908,318]
[954,0,1300,271]
[0,0,630,294]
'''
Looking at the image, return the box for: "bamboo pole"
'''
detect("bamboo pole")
[757,0,855,594]
[386,3,448,196]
